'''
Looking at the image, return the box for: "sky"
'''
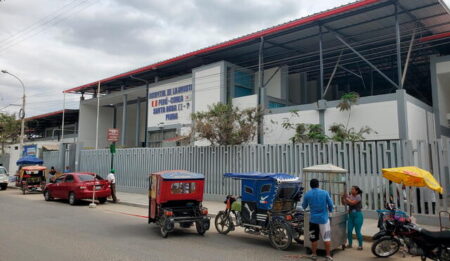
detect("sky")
[0,0,448,117]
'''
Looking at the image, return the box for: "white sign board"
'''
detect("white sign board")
[147,82,193,127]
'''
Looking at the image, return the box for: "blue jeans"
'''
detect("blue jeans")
[347,211,364,247]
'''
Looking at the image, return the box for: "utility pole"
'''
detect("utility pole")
[1,70,26,156]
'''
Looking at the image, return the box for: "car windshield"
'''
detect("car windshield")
[0,168,7,174]
[276,183,299,200]
[78,174,103,181]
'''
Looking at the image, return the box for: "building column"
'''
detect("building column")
[135,98,141,147]
[121,94,128,146]
[396,89,409,140]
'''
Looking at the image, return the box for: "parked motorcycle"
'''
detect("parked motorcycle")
[372,206,450,260]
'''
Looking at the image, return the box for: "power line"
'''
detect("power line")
[0,0,96,55]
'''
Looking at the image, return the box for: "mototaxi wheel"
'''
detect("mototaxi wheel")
[160,225,169,238]
[196,221,206,236]
[269,221,293,251]
[371,236,401,258]
[215,211,234,235]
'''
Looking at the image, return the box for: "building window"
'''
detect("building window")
[268,101,286,109]
[234,70,254,98]
[148,129,177,148]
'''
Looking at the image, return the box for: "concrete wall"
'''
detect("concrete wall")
[78,102,114,149]
[436,61,450,127]
[406,97,435,143]
[193,62,225,113]
[325,101,399,140]
[264,109,320,144]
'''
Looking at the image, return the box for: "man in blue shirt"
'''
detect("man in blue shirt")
[302,178,334,261]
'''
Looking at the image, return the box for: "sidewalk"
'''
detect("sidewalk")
[115,191,442,241]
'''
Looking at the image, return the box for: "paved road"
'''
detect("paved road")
[0,189,420,261]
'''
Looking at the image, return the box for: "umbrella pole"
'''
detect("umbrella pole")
[409,186,412,217]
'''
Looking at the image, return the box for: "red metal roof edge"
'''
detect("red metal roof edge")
[419,31,450,43]
[64,0,381,94]
[25,109,78,121]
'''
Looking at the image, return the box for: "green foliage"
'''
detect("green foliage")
[281,92,375,143]
[0,113,20,154]
[281,111,328,143]
[191,103,262,146]
[329,123,375,142]
[337,92,359,112]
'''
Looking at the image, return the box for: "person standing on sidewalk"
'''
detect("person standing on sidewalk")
[107,169,118,203]
[302,178,334,261]
[342,185,364,250]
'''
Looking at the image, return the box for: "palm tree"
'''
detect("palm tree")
[336,92,359,130]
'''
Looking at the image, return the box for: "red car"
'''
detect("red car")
[43,172,111,205]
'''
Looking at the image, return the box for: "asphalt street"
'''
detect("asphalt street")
[0,189,421,261]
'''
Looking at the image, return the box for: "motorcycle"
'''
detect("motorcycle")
[372,206,450,260]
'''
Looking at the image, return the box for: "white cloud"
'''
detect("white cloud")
[0,0,352,117]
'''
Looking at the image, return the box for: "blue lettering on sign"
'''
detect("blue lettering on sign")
[149,90,166,99]
[166,113,178,120]
[159,98,168,106]
[153,107,166,114]
[166,105,177,112]
[170,95,183,104]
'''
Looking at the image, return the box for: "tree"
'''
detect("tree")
[0,113,20,154]
[281,110,328,143]
[191,103,262,146]
[330,92,376,142]
[336,92,359,130]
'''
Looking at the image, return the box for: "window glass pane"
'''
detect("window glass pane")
[268,102,286,109]
[233,70,254,98]
[78,174,103,181]
[65,175,74,182]
[170,182,196,194]
[0,168,7,174]
[261,184,271,193]
[244,186,254,195]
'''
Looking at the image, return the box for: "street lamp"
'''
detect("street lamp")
[1,70,26,157]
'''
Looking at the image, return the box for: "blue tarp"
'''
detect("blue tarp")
[224,172,300,182]
[160,171,204,180]
[16,156,43,166]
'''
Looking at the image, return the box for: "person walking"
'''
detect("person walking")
[107,169,118,203]
[48,166,57,183]
[302,178,334,261]
[342,186,364,250]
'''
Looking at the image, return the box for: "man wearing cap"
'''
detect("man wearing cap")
[107,169,118,203]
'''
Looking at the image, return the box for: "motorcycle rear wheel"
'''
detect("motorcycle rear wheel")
[371,236,401,258]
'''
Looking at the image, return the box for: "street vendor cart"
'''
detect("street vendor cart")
[302,164,348,254]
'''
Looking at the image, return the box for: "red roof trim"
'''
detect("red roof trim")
[25,109,76,121]
[64,0,381,94]
[419,31,450,42]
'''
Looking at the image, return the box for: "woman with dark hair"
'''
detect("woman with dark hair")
[342,185,364,250]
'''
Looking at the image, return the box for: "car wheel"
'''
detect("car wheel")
[44,190,53,201]
[98,197,107,204]
[1,184,7,190]
[68,192,77,205]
